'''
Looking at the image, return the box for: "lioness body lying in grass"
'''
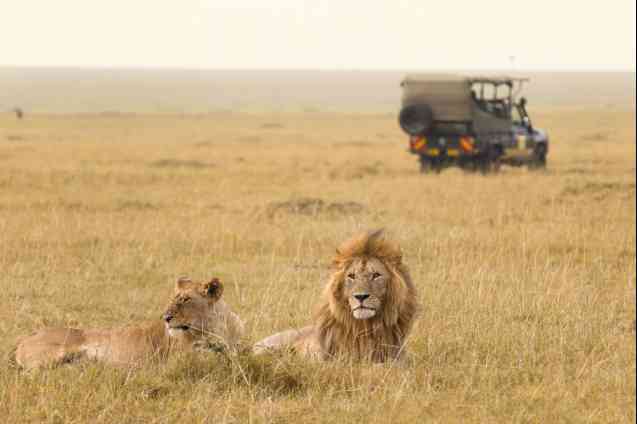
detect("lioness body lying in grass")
[14,277,244,369]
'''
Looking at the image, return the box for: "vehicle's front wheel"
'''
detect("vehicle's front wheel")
[529,143,547,170]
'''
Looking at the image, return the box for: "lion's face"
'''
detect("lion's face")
[342,257,390,320]
[162,277,223,341]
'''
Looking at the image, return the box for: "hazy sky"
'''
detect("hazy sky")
[2,0,635,70]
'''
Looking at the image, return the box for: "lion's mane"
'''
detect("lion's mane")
[311,230,419,361]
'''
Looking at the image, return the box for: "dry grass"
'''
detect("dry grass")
[0,106,635,423]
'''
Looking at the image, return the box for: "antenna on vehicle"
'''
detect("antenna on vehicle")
[508,55,516,71]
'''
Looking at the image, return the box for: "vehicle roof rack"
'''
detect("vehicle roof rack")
[467,76,530,86]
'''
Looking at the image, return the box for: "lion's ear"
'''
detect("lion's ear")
[176,276,192,291]
[202,278,224,300]
[389,241,403,266]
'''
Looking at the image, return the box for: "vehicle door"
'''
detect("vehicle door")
[509,104,534,158]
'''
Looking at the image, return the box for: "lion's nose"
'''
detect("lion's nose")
[354,293,370,302]
[163,313,173,323]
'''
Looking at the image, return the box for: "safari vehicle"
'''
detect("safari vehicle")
[399,74,549,173]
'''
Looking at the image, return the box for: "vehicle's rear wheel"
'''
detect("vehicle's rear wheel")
[478,146,502,175]
[491,156,502,173]
[460,159,478,173]
[478,157,495,174]
[419,156,442,174]
[529,143,547,170]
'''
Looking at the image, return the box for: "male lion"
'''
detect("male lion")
[14,277,244,369]
[254,230,419,362]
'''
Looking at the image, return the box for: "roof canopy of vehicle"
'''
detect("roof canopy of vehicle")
[401,74,472,121]
[401,74,529,86]
[400,74,529,122]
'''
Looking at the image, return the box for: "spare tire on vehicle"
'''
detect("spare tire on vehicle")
[399,104,434,136]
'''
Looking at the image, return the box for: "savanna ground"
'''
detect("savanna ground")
[0,103,635,422]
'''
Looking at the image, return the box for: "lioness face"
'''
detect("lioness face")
[343,257,390,320]
[162,277,223,340]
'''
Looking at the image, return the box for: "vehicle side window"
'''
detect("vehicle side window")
[471,83,510,119]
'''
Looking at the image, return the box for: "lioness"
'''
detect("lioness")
[254,230,419,362]
[14,277,244,369]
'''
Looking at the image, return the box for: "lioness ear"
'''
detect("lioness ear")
[176,276,192,290]
[202,278,223,300]
[368,228,385,242]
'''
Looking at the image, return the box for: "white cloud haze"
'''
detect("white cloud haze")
[2,0,635,70]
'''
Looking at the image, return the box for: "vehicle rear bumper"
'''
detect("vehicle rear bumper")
[408,135,480,158]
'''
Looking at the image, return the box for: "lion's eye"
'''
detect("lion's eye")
[347,273,355,280]
[183,297,191,303]
[372,272,382,280]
